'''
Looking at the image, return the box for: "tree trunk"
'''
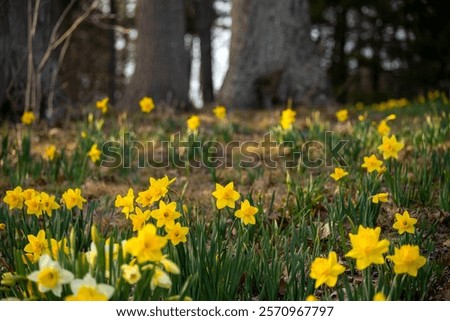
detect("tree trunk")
[219,0,331,109]
[195,0,214,104]
[0,0,10,116]
[108,0,117,105]
[330,5,348,103]
[121,0,190,109]
[0,0,67,121]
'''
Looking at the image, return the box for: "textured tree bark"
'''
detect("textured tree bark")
[0,0,10,116]
[195,0,214,104]
[219,0,331,109]
[108,0,117,105]
[121,0,190,109]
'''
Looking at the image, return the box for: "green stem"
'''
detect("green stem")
[363,267,372,300]
[387,274,397,300]
[79,156,88,185]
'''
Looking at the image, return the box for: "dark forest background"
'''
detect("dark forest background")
[1,0,449,122]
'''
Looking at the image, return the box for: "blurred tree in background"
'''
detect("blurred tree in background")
[0,0,449,122]
[219,0,331,109]
[120,0,190,109]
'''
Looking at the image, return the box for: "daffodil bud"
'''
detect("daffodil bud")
[385,114,396,121]
[69,228,76,256]
[91,225,99,244]
[95,119,104,130]
[168,295,193,301]
[161,257,180,275]
[287,97,293,109]
[150,268,172,290]
[1,273,16,286]
[285,171,292,194]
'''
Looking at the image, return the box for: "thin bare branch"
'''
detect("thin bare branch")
[48,0,76,52]
[31,0,41,37]
[25,0,35,110]
[88,15,133,35]
[38,0,100,71]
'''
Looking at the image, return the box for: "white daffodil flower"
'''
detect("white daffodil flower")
[28,254,74,297]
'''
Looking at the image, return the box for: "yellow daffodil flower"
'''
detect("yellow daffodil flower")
[377,135,404,160]
[150,200,181,229]
[330,168,348,181]
[24,193,44,217]
[187,115,200,132]
[87,143,101,163]
[96,97,109,114]
[370,192,389,204]
[125,224,167,263]
[280,108,296,130]
[115,188,135,219]
[21,111,35,125]
[387,245,426,277]
[44,145,57,161]
[309,251,346,288]
[361,154,383,173]
[345,225,390,270]
[24,230,49,263]
[165,222,189,246]
[336,109,348,122]
[129,207,151,231]
[393,210,417,235]
[234,200,258,225]
[121,264,141,285]
[136,176,176,207]
[40,191,60,216]
[212,182,240,209]
[3,186,25,210]
[139,96,155,113]
[62,188,87,210]
[213,105,226,120]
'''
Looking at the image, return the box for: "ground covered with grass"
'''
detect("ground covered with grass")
[0,93,449,301]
